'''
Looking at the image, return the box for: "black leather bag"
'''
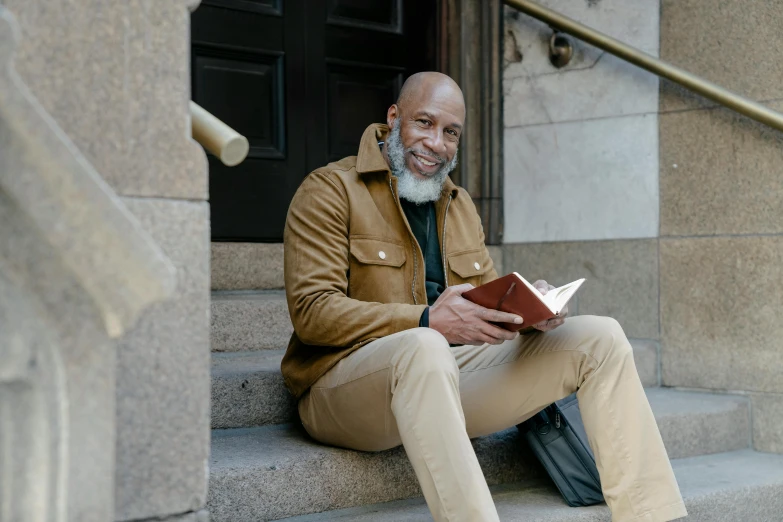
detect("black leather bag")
[518,393,604,507]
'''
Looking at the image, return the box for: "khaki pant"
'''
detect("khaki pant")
[298,316,687,522]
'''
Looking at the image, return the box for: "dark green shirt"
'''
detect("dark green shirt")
[400,198,446,312]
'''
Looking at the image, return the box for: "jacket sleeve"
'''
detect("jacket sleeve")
[284,170,427,347]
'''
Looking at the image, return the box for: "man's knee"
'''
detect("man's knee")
[572,315,632,363]
[395,327,458,378]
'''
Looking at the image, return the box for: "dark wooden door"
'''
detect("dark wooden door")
[192,0,437,242]
[192,0,307,242]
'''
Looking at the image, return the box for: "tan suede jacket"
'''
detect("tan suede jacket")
[282,123,499,398]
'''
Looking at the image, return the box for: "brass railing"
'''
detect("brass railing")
[504,0,783,133]
[190,101,250,167]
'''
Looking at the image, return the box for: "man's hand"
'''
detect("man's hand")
[428,284,524,346]
[532,279,568,332]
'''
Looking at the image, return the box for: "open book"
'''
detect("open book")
[462,273,585,332]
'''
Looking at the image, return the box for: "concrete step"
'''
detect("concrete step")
[209,424,541,522]
[212,350,295,428]
[628,339,658,387]
[211,290,292,352]
[276,449,783,521]
[210,341,659,429]
[211,242,284,291]
[207,390,749,521]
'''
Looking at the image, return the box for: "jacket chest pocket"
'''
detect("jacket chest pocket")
[447,248,492,287]
[348,237,408,303]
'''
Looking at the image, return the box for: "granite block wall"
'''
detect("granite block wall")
[2,0,211,519]
[503,0,661,245]
[657,0,783,453]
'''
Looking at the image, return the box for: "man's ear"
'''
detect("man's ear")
[386,104,399,129]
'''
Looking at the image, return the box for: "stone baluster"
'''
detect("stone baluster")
[0,7,176,522]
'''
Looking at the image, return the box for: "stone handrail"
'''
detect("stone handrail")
[0,8,176,339]
[191,101,250,167]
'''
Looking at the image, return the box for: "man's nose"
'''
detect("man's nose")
[422,130,448,158]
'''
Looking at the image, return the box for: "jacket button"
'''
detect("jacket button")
[474,262,481,270]
[378,251,386,260]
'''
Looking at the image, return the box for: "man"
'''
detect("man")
[282,72,686,522]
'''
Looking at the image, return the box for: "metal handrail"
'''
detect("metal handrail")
[190,101,250,167]
[504,0,783,133]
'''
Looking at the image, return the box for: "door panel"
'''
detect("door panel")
[327,0,401,31]
[210,0,282,16]
[194,52,285,159]
[326,64,403,161]
[193,0,305,241]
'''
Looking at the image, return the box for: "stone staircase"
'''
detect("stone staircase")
[207,262,783,521]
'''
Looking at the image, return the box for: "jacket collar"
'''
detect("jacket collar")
[356,123,391,175]
[356,123,459,199]
[440,173,459,199]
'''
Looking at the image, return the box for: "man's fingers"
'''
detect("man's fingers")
[533,279,549,294]
[543,321,562,331]
[448,283,475,296]
[458,327,501,346]
[477,307,523,325]
[532,319,549,331]
[533,317,566,332]
[459,319,519,345]
[472,326,517,345]
[477,334,504,346]
[478,322,519,342]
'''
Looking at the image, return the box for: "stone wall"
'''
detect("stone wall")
[502,0,661,341]
[503,0,660,244]
[502,0,783,453]
[2,1,211,520]
[656,0,783,454]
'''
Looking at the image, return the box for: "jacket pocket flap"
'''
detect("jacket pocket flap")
[350,238,406,267]
[448,249,492,278]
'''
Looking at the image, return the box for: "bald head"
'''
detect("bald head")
[396,72,465,120]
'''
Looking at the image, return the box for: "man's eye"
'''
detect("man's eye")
[446,129,458,136]
[418,119,431,126]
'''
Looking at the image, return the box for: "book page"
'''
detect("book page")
[541,279,585,314]
[512,273,551,310]
[512,273,585,315]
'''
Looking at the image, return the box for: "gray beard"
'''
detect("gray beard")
[386,123,458,204]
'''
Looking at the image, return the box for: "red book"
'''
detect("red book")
[462,273,585,331]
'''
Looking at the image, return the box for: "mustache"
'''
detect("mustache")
[406,148,446,164]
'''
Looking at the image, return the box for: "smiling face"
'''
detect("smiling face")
[386,73,465,181]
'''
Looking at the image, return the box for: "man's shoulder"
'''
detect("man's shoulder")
[450,184,480,213]
[453,184,472,200]
[316,156,360,178]
[300,156,364,189]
